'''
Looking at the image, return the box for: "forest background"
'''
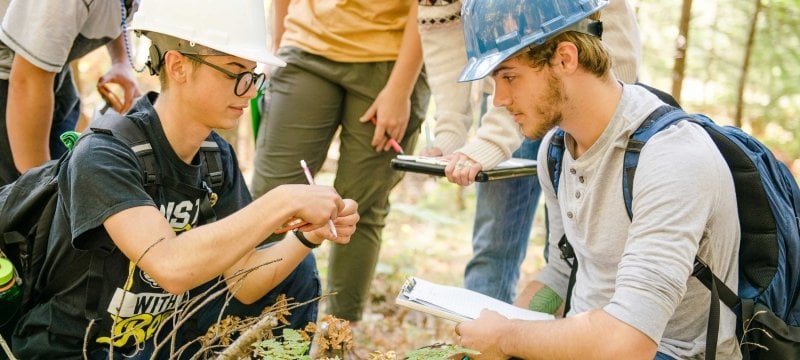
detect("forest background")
[69,0,800,357]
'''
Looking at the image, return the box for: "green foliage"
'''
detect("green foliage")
[250,328,477,360]
[635,0,800,159]
[752,0,800,158]
[404,343,480,360]
[252,329,311,360]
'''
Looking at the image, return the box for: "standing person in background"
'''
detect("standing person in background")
[252,0,430,326]
[416,0,641,303]
[0,0,142,186]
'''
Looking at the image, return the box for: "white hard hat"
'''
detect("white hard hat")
[130,0,285,68]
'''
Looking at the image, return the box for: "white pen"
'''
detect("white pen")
[424,122,433,151]
[300,160,338,238]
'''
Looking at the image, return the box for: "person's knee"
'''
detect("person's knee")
[228,255,321,330]
[288,254,321,302]
[282,255,321,328]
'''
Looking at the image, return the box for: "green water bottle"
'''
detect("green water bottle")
[0,258,22,328]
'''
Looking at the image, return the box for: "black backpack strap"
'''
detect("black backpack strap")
[199,139,224,191]
[196,139,224,223]
[199,139,224,215]
[707,271,721,359]
[91,114,223,223]
[558,235,577,315]
[85,241,117,320]
[693,257,742,360]
[692,258,741,315]
[90,114,160,196]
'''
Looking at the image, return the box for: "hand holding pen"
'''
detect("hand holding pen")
[367,116,405,154]
[357,85,411,153]
[300,160,339,238]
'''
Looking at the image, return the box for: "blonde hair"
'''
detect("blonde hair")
[522,12,611,79]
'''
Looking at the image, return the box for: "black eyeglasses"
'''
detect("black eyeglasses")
[181,53,266,97]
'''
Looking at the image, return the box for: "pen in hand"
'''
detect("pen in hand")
[369,116,405,154]
[300,160,339,238]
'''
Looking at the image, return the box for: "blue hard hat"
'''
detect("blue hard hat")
[458,0,607,82]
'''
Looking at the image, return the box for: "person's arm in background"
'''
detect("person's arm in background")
[6,55,57,173]
[444,92,524,185]
[7,27,143,173]
[416,2,522,184]
[8,34,142,173]
[454,91,524,168]
[272,0,290,51]
[417,1,473,158]
[601,0,641,84]
[359,2,424,152]
[97,34,141,113]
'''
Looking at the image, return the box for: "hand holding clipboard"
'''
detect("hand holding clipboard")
[391,155,537,182]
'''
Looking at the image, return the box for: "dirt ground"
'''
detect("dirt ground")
[309,170,548,358]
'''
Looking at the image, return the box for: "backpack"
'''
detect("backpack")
[0,113,224,340]
[547,105,800,360]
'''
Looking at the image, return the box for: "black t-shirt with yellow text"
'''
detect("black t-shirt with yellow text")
[12,93,251,358]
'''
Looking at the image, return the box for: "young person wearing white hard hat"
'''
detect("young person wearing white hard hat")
[8,0,359,358]
[453,0,739,359]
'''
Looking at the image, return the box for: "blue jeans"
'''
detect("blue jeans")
[49,71,81,158]
[464,138,542,303]
[654,352,675,359]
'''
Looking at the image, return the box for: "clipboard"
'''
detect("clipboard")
[395,277,553,323]
[390,155,537,182]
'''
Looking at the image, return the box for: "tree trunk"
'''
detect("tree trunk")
[734,0,763,128]
[671,0,694,104]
